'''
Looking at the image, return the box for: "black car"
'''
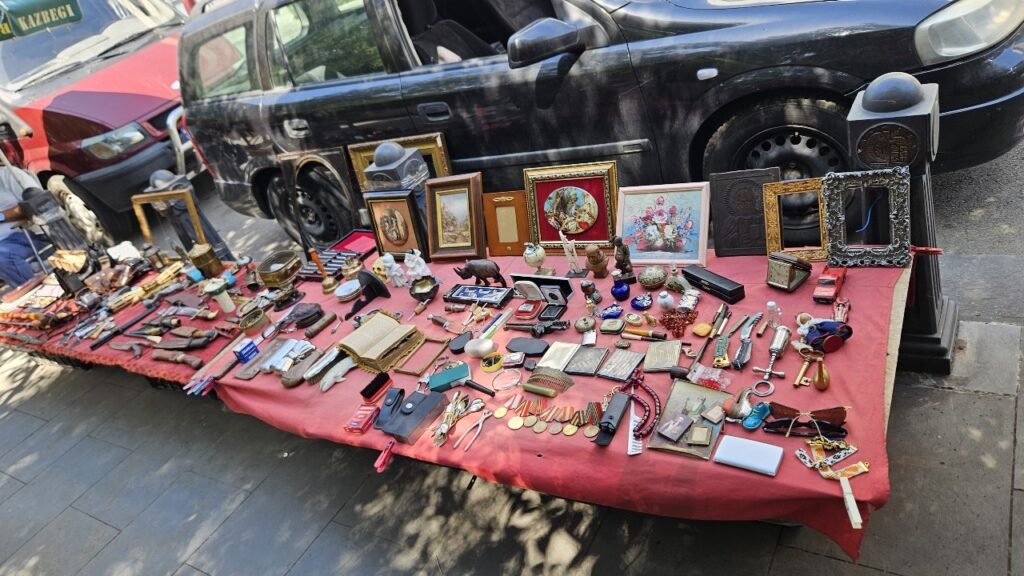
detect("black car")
[179,0,1024,248]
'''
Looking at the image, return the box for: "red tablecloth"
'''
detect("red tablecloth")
[213,254,906,559]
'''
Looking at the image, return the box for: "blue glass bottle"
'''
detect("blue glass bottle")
[611,270,630,302]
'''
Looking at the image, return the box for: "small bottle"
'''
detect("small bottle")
[611,270,630,302]
[766,301,782,329]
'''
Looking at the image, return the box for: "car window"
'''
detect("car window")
[268,0,388,86]
[193,25,254,99]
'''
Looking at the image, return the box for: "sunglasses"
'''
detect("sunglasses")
[763,403,850,439]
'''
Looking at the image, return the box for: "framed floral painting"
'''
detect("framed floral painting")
[524,161,618,249]
[616,183,710,266]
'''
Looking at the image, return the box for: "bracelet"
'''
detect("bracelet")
[480,352,503,373]
[492,368,522,391]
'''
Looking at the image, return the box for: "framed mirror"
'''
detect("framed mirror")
[822,166,911,267]
[762,178,828,261]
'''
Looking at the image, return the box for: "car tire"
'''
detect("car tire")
[265,170,302,244]
[46,175,120,246]
[293,164,355,250]
[701,96,850,180]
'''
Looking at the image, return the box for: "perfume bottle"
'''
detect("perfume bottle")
[766,301,782,329]
[611,270,630,302]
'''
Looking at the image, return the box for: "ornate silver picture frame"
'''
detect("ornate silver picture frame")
[822,166,911,267]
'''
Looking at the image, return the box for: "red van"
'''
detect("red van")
[0,0,196,244]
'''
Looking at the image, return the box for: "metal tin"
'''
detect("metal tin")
[189,243,224,278]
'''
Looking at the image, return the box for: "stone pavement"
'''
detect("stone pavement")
[0,143,1021,574]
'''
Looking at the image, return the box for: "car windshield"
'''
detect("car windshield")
[0,0,182,92]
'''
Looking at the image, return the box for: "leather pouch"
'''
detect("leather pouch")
[595,391,630,447]
[373,388,405,431]
[682,265,745,304]
[378,390,446,444]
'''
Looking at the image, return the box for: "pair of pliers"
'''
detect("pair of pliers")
[453,410,492,452]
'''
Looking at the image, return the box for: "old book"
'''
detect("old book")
[337,313,424,373]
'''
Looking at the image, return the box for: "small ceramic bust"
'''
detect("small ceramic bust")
[585,245,609,278]
[612,235,632,276]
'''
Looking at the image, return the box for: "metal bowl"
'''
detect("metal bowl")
[256,251,301,289]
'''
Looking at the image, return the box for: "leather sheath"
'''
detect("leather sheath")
[154,328,218,350]
[235,340,286,380]
[151,350,203,369]
[282,348,324,387]
[304,311,337,339]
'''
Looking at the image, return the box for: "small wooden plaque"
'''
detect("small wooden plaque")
[482,190,529,257]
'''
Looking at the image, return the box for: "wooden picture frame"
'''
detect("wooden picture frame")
[482,190,529,257]
[616,183,710,266]
[822,166,912,267]
[347,132,452,192]
[708,167,781,256]
[364,190,428,262]
[524,161,618,250]
[131,189,205,247]
[762,177,829,262]
[424,173,486,260]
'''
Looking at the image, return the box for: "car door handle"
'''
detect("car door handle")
[283,118,310,138]
[417,102,451,123]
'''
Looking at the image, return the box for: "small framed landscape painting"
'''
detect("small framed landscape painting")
[616,183,710,266]
[425,173,486,260]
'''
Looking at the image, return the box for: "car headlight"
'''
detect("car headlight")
[915,0,1024,65]
[81,123,147,160]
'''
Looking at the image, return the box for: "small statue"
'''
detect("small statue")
[585,245,609,278]
[371,257,390,283]
[560,230,586,278]
[612,235,635,283]
[453,259,506,286]
[380,253,409,288]
[523,242,553,275]
[403,249,432,280]
[580,280,602,304]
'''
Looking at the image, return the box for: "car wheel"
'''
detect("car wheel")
[46,175,120,246]
[293,164,355,250]
[702,96,850,178]
[701,97,850,247]
[265,171,302,244]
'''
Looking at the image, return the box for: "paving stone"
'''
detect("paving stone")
[0,507,118,576]
[780,384,1013,575]
[172,565,209,576]
[74,397,236,529]
[0,411,45,460]
[907,321,1023,396]
[939,255,1024,323]
[90,386,192,450]
[583,509,778,576]
[0,437,128,564]
[188,441,373,576]
[769,547,885,576]
[286,522,438,576]
[187,413,300,491]
[4,366,93,421]
[0,379,141,483]
[0,473,22,505]
[78,471,247,576]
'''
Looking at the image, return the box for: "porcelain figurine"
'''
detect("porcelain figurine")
[585,245,609,278]
[560,230,586,277]
[523,242,553,275]
[665,262,691,293]
[380,253,410,288]
[580,280,602,304]
[404,248,432,280]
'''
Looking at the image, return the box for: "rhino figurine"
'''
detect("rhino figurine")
[453,259,506,287]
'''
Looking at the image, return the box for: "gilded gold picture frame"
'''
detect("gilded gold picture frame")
[762,177,828,261]
[131,189,206,247]
[524,161,618,250]
[347,132,452,192]
[425,173,486,261]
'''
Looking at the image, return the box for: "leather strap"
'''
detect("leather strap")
[281,348,324,388]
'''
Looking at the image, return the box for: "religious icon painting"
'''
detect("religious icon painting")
[615,183,710,266]
[425,173,486,260]
[524,161,618,249]
[364,190,429,262]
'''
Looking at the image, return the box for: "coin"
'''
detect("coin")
[583,425,600,438]
[524,415,538,427]
[532,421,548,434]
[548,422,563,435]
[562,424,579,436]
[494,407,508,419]
[508,416,524,430]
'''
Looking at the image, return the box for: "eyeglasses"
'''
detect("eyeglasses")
[762,402,849,439]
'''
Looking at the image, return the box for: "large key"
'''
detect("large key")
[793,349,823,387]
